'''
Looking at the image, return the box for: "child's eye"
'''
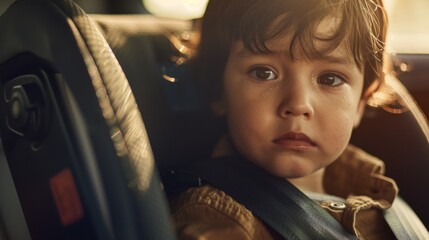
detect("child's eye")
[249,67,277,81]
[317,73,346,87]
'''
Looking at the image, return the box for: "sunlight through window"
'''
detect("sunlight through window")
[143,0,208,20]
[385,0,429,53]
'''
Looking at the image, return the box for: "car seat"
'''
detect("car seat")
[0,0,176,239]
[89,14,429,229]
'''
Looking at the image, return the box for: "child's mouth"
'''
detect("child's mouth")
[272,132,316,150]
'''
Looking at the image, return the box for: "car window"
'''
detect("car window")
[143,0,208,19]
[385,0,429,54]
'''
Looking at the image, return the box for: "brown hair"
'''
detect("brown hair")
[194,0,388,101]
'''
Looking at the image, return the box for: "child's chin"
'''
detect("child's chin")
[262,164,313,179]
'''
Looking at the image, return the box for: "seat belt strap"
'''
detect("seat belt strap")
[384,197,429,239]
[184,155,357,240]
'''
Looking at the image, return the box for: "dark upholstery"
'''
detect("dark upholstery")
[0,0,176,239]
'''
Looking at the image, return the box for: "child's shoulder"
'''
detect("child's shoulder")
[170,185,279,239]
[170,185,254,222]
[338,144,386,172]
[324,144,398,202]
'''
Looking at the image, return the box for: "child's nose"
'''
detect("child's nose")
[277,82,314,120]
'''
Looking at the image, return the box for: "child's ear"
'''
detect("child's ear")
[353,99,366,128]
[354,80,380,128]
[211,98,226,116]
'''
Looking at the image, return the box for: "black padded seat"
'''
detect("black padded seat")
[0,0,176,239]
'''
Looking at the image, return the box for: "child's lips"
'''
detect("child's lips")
[272,132,316,150]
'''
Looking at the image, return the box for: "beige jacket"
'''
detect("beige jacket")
[170,145,398,239]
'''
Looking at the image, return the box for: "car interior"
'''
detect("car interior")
[0,0,428,239]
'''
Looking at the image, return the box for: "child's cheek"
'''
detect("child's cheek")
[330,109,356,153]
[260,84,280,98]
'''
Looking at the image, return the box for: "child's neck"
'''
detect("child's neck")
[213,134,327,194]
[287,168,326,194]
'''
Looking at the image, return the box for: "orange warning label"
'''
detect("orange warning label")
[49,168,84,226]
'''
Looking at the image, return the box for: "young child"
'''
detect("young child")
[169,0,428,239]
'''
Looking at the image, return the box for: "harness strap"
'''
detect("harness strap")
[183,155,357,240]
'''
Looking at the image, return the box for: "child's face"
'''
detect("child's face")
[217,17,366,178]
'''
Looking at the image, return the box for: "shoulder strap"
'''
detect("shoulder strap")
[182,155,357,240]
[384,197,429,239]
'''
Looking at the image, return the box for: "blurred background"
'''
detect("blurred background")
[1,0,427,52]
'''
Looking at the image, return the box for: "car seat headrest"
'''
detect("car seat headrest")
[92,15,225,168]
